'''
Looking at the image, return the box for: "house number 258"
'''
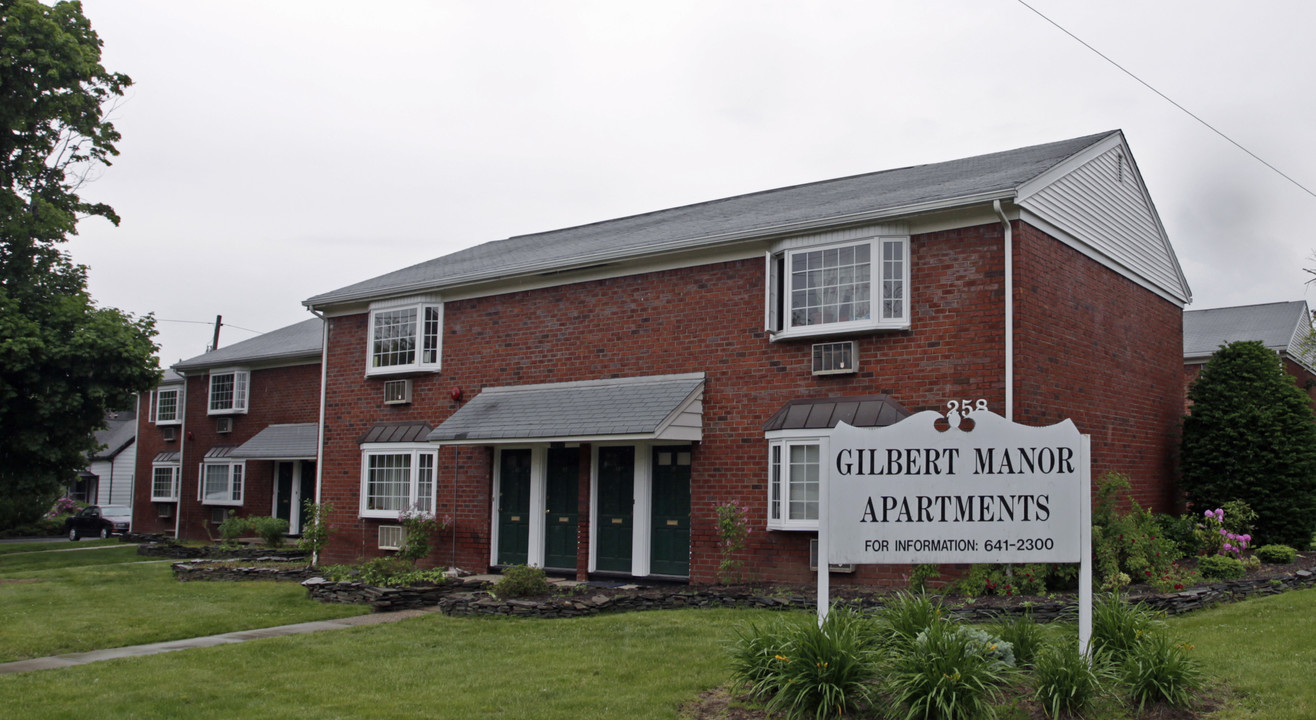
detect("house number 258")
[946,399,988,417]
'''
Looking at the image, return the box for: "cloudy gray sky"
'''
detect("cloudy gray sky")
[65,0,1316,367]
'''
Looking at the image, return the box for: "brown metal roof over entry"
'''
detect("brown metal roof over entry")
[762,395,911,432]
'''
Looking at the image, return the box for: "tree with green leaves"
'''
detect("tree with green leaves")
[1,0,159,527]
[1180,340,1316,548]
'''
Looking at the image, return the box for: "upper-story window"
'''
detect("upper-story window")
[367,298,442,375]
[766,236,909,340]
[151,386,183,425]
[208,369,249,415]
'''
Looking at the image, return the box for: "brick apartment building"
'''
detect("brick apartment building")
[303,130,1191,585]
[132,319,323,541]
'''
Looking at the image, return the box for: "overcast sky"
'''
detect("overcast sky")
[65,0,1316,367]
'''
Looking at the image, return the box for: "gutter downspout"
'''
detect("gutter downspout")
[994,200,1014,421]
[309,309,329,566]
[174,375,186,539]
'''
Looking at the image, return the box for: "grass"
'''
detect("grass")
[1167,586,1316,719]
[0,538,120,555]
[0,608,771,719]
[0,546,365,662]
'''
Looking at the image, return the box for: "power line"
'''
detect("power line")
[1015,0,1316,200]
[156,318,263,335]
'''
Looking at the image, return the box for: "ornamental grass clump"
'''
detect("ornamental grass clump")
[873,591,948,653]
[886,620,1017,720]
[1090,593,1161,662]
[729,607,878,720]
[1030,638,1115,719]
[994,612,1046,668]
[1121,633,1203,709]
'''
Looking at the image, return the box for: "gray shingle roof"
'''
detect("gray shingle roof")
[1184,301,1313,363]
[307,132,1117,308]
[91,415,136,460]
[428,373,704,443]
[231,423,319,459]
[174,318,322,373]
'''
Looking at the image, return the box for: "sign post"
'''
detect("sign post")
[818,409,1091,653]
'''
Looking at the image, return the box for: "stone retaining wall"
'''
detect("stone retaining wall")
[300,568,1316,618]
[138,541,306,561]
[172,561,318,583]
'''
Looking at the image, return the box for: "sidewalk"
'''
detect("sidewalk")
[0,606,443,676]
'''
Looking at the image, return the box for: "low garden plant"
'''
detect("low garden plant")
[993,612,1046,668]
[1198,554,1246,580]
[1030,638,1115,718]
[1254,543,1298,564]
[491,564,551,598]
[1121,633,1203,709]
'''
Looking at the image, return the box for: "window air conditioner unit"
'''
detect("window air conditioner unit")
[812,341,858,375]
[383,379,412,405]
[809,538,856,573]
[156,503,174,518]
[216,416,233,434]
[161,426,177,442]
[378,525,404,550]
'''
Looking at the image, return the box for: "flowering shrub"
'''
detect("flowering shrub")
[714,500,750,584]
[44,497,84,519]
[1092,474,1182,589]
[396,506,450,564]
[1196,507,1252,559]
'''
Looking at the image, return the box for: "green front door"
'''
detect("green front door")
[595,446,634,573]
[543,447,579,570]
[297,461,316,534]
[650,446,691,576]
[275,462,294,526]
[497,449,532,566]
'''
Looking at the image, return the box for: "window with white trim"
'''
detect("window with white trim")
[200,461,244,505]
[151,464,180,501]
[766,236,909,339]
[208,369,249,415]
[359,445,437,518]
[153,387,182,425]
[767,439,820,530]
[367,302,442,375]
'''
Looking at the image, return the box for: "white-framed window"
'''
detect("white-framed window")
[767,438,822,530]
[366,299,442,376]
[766,236,909,339]
[151,464,180,501]
[208,369,249,415]
[200,461,245,505]
[359,444,437,518]
[152,387,183,425]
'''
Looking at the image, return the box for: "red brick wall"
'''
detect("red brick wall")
[319,220,1183,584]
[1012,222,1184,513]
[132,364,321,541]
[131,389,183,535]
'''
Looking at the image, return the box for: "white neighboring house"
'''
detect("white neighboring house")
[72,410,138,513]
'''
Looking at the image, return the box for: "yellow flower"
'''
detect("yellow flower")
[775,655,789,662]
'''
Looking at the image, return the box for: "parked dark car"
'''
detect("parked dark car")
[65,505,132,540]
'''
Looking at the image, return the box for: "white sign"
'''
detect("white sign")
[827,410,1083,565]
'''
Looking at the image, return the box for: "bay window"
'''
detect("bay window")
[208,369,249,414]
[200,461,244,505]
[367,298,442,375]
[360,445,437,518]
[767,438,822,530]
[766,235,909,339]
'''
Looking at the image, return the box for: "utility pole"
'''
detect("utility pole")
[211,314,223,351]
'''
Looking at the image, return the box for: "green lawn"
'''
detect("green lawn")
[0,543,365,663]
[1168,586,1316,719]
[0,608,769,720]
[3,541,1316,720]
[0,538,120,555]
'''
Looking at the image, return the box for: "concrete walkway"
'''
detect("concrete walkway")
[0,606,444,676]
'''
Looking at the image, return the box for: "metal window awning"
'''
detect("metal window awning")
[359,422,433,444]
[153,451,180,464]
[427,373,704,445]
[762,395,911,432]
[229,423,319,460]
